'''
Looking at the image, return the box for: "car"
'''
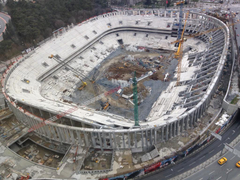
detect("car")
[236,161,240,167]
[218,157,227,165]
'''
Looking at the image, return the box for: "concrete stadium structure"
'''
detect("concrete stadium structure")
[2,9,229,152]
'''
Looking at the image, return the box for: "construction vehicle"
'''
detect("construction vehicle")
[101,100,110,111]
[48,54,54,58]
[124,63,130,67]
[75,75,87,91]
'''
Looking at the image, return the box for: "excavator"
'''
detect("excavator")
[75,75,87,91]
[100,100,110,111]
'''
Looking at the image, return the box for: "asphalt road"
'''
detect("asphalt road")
[185,137,240,180]
[139,112,240,180]
[0,12,10,41]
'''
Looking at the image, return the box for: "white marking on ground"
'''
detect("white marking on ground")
[199,155,205,160]
[216,176,222,180]
[189,161,196,166]
[165,174,172,178]
[218,144,222,147]
[209,171,215,175]
[178,168,184,172]
[221,163,226,168]
[226,169,232,174]
[209,149,214,153]
[230,155,236,160]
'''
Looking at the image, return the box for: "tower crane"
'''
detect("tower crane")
[171,1,189,86]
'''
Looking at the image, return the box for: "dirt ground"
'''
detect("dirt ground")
[72,47,176,120]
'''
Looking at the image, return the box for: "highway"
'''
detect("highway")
[139,111,240,180]
[0,12,10,41]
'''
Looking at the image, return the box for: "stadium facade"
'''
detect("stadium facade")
[2,9,229,152]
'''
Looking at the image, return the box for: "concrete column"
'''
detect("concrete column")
[109,133,113,148]
[150,129,153,146]
[76,131,83,146]
[98,132,103,151]
[44,126,51,140]
[69,129,74,143]
[128,132,131,148]
[171,11,173,18]
[91,132,96,147]
[122,133,125,149]
[39,109,43,117]
[161,126,164,141]
[185,117,188,130]
[70,119,74,126]
[64,129,70,142]
[166,125,169,141]
[103,132,107,149]
[141,130,144,150]
[154,129,157,144]
[145,130,148,149]
[30,106,34,114]
[59,127,65,143]
[164,11,167,17]
[84,132,89,148]
[135,132,137,148]
[173,121,177,137]
[169,123,172,139]
[113,132,117,149]
[180,119,183,133]
[54,127,61,143]
[51,126,57,140]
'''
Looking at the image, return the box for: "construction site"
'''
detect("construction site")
[68,47,177,120]
[0,4,235,179]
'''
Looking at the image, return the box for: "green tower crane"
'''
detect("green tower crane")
[133,71,139,126]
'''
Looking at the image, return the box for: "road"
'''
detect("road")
[0,12,10,41]
[139,111,240,180]
[184,138,240,180]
